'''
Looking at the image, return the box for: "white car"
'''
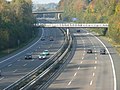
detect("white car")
[42,50,49,55]
[38,53,47,60]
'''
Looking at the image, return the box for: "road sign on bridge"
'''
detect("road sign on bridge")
[34,23,108,28]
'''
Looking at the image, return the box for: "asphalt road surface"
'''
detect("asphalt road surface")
[0,27,64,89]
[47,28,120,90]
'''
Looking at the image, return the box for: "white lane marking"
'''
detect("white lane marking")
[74,72,77,76]
[95,53,97,56]
[94,66,96,69]
[13,69,17,72]
[90,33,116,90]
[95,61,97,64]
[93,73,95,77]
[31,59,34,61]
[0,28,44,64]
[78,67,80,70]
[95,57,97,60]
[81,61,83,64]
[0,77,4,81]
[23,64,27,66]
[68,81,72,85]
[17,59,20,61]
[90,80,93,86]
[82,57,84,60]
[8,64,12,67]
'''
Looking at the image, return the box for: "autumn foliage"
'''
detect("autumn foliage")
[58,0,120,44]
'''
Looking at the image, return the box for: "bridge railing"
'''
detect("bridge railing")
[34,23,108,28]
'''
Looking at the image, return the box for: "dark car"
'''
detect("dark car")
[77,30,80,33]
[49,37,54,41]
[87,49,92,53]
[41,37,45,41]
[25,53,32,59]
[100,49,106,54]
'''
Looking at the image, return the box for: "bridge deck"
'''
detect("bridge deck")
[34,23,108,28]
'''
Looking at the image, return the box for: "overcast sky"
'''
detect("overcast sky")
[32,0,60,4]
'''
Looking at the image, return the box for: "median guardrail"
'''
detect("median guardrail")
[4,28,69,90]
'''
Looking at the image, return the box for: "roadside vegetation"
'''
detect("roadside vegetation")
[58,0,120,53]
[0,0,37,57]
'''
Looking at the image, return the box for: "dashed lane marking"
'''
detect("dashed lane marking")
[68,81,72,86]
[93,73,95,77]
[23,64,27,66]
[13,69,17,73]
[90,80,93,86]
[95,57,98,60]
[94,66,96,69]
[95,61,97,64]
[0,77,4,81]
[8,64,12,67]
[74,72,77,76]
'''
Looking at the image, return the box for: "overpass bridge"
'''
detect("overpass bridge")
[32,11,64,20]
[34,23,108,28]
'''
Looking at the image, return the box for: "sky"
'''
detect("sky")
[32,0,61,4]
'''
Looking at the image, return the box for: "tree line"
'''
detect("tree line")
[58,0,120,44]
[0,0,36,51]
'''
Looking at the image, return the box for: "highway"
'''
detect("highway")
[0,26,65,89]
[47,28,119,90]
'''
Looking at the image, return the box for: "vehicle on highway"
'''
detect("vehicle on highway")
[43,50,49,55]
[87,49,92,53]
[77,30,80,33]
[100,48,106,54]
[41,37,45,41]
[25,53,32,59]
[49,36,54,41]
[0,70,1,76]
[38,53,47,60]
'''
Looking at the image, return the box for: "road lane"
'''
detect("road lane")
[0,27,64,89]
[47,28,115,90]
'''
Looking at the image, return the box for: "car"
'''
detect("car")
[42,50,49,55]
[25,53,32,59]
[87,49,92,53]
[41,37,45,41]
[77,30,80,33]
[100,49,106,54]
[49,36,54,41]
[38,53,47,60]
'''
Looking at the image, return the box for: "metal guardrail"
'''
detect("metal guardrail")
[19,28,73,90]
[4,28,69,90]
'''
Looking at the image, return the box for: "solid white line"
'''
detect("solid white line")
[0,28,44,64]
[90,80,93,85]
[0,77,4,81]
[90,33,116,90]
